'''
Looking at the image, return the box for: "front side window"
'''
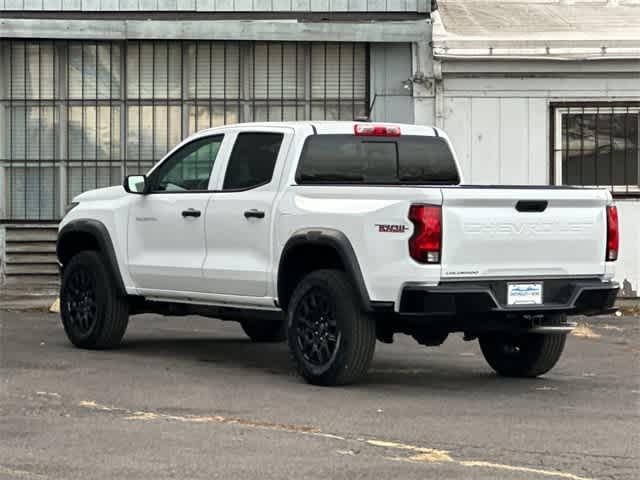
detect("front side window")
[150,135,223,192]
[223,132,284,190]
[553,105,639,195]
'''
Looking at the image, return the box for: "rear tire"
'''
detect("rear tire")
[479,331,567,378]
[287,269,376,386]
[240,319,286,343]
[60,251,129,349]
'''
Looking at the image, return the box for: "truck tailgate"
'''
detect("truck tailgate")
[440,187,610,279]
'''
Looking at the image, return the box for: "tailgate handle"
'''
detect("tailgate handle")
[516,200,548,213]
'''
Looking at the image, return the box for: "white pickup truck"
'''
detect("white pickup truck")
[57,121,619,386]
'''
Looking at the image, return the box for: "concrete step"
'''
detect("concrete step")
[4,264,59,275]
[0,289,59,300]
[4,224,57,228]
[0,296,58,311]
[5,227,58,243]
[5,253,58,264]
[6,242,57,253]
[2,276,60,288]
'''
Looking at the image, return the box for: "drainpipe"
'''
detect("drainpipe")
[430,8,445,129]
[433,58,444,129]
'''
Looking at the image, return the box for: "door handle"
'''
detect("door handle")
[182,209,201,218]
[244,209,265,219]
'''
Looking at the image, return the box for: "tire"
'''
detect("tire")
[287,269,376,386]
[240,319,286,343]
[479,331,567,378]
[60,250,129,349]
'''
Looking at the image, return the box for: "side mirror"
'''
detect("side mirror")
[123,175,148,194]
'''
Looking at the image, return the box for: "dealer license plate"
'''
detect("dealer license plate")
[507,283,543,305]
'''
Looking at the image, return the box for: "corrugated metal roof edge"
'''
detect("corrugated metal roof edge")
[431,10,640,60]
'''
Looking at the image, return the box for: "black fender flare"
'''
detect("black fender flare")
[57,219,127,297]
[278,228,372,311]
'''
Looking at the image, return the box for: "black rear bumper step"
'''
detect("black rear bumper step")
[399,279,619,317]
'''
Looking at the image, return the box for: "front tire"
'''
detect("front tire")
[60,251,129,349]
[287,269,376,386]
[479,332,567,378]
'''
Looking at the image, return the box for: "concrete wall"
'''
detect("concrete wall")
[0,0,430,12]
[414,58,640,296]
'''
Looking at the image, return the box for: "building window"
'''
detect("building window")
[0,40,370,221]
[553,104,639,196]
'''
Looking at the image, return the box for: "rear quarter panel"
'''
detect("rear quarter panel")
[274,185,444,305]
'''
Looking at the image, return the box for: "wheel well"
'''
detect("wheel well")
[57,220,128,297]
[277,243,345,311]
[57,231,101,266]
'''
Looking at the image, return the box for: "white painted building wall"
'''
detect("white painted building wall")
[617,200,640,297]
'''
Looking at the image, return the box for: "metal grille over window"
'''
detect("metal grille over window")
[0,40,369,221]
[553,105,639,196]
[67,42,122,208]
[1,41,59,220]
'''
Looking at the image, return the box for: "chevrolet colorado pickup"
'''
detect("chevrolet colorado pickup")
[57,121,619,385]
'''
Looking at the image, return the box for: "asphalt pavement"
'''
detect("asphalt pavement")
[1,310,638,480]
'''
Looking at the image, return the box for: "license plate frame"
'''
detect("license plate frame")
[507,282,543,306]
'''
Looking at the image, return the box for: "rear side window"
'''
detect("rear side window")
[223,132,284,190]
[297,135,460,185]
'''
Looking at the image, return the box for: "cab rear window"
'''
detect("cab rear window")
[296,134,460,185]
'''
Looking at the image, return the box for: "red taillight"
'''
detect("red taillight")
[409,204,442,264]
[606,205,619,262]
[354,124,401,137]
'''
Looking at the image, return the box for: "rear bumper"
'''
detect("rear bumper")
[399,279,619,317]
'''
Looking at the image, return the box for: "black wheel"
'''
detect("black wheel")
[60,251,129,349]
[240,319,286,343]
[479,331,567,378]
[287,269,376,386]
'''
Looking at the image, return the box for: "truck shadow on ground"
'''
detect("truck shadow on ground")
[117,335,568,393]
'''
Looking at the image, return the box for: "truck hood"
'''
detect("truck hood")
[74,185,126,202]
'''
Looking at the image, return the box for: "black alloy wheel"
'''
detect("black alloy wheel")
[294,288,342,370]
[63,266,98,338]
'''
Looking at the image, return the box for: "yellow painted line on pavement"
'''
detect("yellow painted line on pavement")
[390,454,594,480]
[571,324,601,339]
[0,465,48,479]
[79,399,595,480]
[459,460,594,480]
[366,439,453,462]
[49,298,60,313]
[80,400,320,433]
